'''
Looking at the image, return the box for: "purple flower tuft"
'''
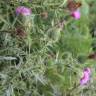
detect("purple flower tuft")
[71,10,81,20]
[80,68,91,85]
[16,6,32,16]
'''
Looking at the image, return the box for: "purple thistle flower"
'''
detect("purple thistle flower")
[16,6,32,16]
[71,10,81,20]
[80,68,91,85]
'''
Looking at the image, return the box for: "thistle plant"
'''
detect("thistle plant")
[0,0,96,96]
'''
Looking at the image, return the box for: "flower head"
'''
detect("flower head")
[80,68,91,85]
[88,53,96,60]
[16,6,32,16]
[41,12,48,19]
[71,10,81,20]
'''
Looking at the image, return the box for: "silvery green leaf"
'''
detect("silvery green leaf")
[0,56,17,60]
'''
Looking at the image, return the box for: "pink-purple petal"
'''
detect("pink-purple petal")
[71,10,81,20]
[80,68,91,85]
[16,6,32,16]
